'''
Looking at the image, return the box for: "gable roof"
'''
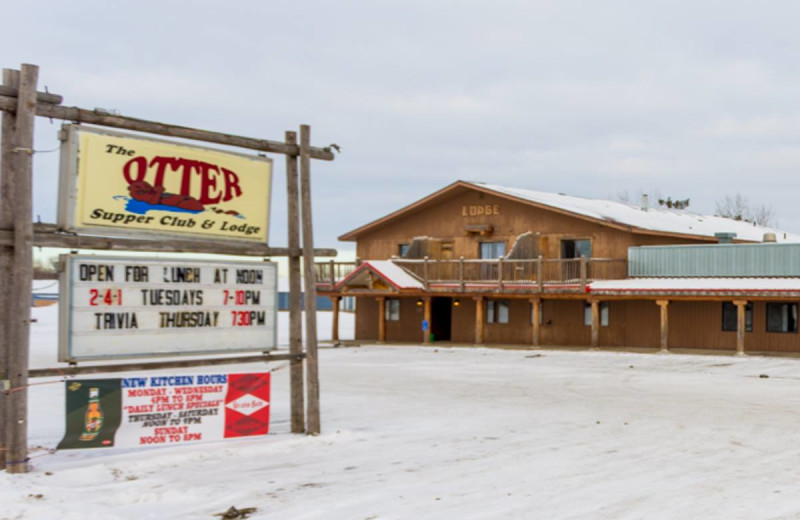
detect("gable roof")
[339,180,800,243]
[335,260,424,291]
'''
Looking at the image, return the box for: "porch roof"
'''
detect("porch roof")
[335,260,424,291]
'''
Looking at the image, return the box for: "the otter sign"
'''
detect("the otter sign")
[58,125,272,243]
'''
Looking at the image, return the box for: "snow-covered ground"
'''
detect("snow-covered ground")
[5,304,800,519]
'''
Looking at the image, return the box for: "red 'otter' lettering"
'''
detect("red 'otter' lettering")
[122,156,243,205]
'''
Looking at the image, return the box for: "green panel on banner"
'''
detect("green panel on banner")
[58,379,122,450]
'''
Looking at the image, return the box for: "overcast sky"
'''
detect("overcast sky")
[5,1,800,255]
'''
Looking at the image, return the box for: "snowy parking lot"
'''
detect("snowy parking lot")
[4,304,800,519]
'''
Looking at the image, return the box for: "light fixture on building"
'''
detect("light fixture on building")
[453,299,460,307]
[416,299,424,307]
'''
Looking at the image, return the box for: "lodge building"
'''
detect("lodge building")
[316,181,800,354]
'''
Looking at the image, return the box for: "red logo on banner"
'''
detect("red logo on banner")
[224,373,270,438]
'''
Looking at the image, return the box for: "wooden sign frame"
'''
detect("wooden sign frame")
[0,63,330,473]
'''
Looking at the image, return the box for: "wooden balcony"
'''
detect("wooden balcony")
[315,257,628,294]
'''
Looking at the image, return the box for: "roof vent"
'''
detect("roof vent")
[763,232,777,243]
[641,194,649,212]
[714,232,737,244]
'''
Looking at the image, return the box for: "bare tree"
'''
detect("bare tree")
[715,193,775,227]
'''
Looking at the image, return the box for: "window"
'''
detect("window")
[480,242,506,259]
[385,298,400,321]
[398,244,410,257]
[766,303,798,333]
[722,302,753,332]
[583,302,609,327]
[531,301,543,325]
[561,239,592,259]
[487,299,509,324]
[561,239,592,280]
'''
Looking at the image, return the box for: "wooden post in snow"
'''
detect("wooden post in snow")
[0,68,20,472]
[734,300,747,356]
[299,124,320,435]
[285,130,305,434]
[657,300,669,353]
[6,64,37,473]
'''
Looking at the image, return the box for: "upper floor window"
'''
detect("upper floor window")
[766,303,797,333]
[561,239,592,259]
[487,299,509,324]
[480,242,506,259]
[398,244,410,257]
[722,302,752,332]
[385,298,400,321]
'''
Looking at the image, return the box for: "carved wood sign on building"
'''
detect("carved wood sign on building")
[461,204,500,217]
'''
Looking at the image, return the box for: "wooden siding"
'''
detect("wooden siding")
[451,298,476,343]
[355,297,379,341]
[484,299,533,344]
[355,187,707,261]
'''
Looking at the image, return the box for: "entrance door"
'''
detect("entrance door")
[431,297,452,341]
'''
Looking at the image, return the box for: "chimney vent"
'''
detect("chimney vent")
[714,232,737,244]
[763,232,777,243]
[641,194,649,212]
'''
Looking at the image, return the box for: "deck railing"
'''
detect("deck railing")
[315,257,628,291]
[314,260,359,286]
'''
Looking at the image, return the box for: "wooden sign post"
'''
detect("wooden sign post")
[0,63,336,472]
[3,64,37,474]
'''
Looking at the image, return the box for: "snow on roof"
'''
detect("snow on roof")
[590,278,800,293]
[471,182,800,243]
[336,260,424,290]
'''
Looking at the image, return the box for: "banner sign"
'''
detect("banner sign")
[59,255,278,361]
[58,125,272,243]
[58,372,270,450]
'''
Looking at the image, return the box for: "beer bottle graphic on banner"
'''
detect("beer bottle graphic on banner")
[80,387,104,441]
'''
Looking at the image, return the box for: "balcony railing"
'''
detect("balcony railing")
[315,257,628,292]
[314,261,359,286]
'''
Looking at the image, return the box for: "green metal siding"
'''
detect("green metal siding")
[629,243,800,277]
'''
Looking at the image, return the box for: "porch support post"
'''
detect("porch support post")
[377,297,386,343]
[734,299,747,355]
[590,299,600,348]
[331,296,340,342]
[656,300,669,353]
[530,298,541,346]
[423,297,432,343]
[474,296,485,345]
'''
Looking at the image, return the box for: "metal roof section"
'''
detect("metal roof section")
[335,260,424,291]
[339,180,800,243]
[471,182,800,243]
[589,277,800,297]
[629,242,800,277]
